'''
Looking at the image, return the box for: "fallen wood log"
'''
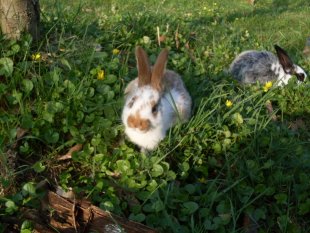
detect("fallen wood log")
[38,191,157,233]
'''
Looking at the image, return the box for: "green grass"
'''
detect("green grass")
[1,0,310,232]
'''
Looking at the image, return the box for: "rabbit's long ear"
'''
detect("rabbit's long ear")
[136,46,151,87]
[274,45,295,74]
[151,48,169,91]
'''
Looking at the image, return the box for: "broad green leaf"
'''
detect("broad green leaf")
[299,199,310,215]
[12,90,22,104]
[21,114,33,129]
[64,80,76,94]
[101,201,114,211]
[0,83,7,95]
[46,101,64,113]
[86,87,95,98]
[152,200,165,212]
[44,130,59,143]
[179,161,190,172]
[212,142,222,154]
[183,201,199,214]
[21,220,33,230]
[274,193,287,205]
[104,74,117,84]
[184,184,196,194]
[199,208,210,218]
[5,200,18,214]
[254,208,266,220]
[22,182,36,196]
[146,214,160,227]
[232,112,243,125]
[0,57,14,77]
[151,164,164,177]
[9,128,17,139]
[21,230,32,233]
[166,170,176,181]
[96,181,104,190]
[96,84,110,94]
[263,159,275,169]
[147,179,158,192]
[216,201,230,214]
[142,203,153,212]
[32,161,46,173]
[219,213,231,225]
[93,153,104,162]
[5,44,20,56]
[129,213,145,222]
[106,90,115,101]
[116,160,131,174]
[22,79,33,93]
[43,111,54,123]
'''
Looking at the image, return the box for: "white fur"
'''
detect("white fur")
[122,85,164,150]
[295,65,308,83]
[122,83,190,151]
[271,62,290,86]
[271,63,307,86]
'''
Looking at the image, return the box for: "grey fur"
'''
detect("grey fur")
[229,50,281,84]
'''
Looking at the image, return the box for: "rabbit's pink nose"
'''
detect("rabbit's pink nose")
[127,114,150,131]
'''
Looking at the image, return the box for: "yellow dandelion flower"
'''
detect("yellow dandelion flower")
[265,81,273,88]
[112,48,120,55]
[263,81,273,92]
[31,53,41,61]
[225,100,233,108]
[198,177,207,184]
[97,69,105,80]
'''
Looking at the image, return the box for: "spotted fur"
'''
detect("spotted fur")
[229,45,307,86]
[122,47,192,151]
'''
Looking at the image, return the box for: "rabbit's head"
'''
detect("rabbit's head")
[123,47,168,133]
[274,45,307,82]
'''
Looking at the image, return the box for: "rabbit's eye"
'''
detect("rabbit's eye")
[151,103,159,115]
[296,73,305,82]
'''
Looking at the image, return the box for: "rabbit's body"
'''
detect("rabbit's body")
[229,45,307,86]
[230,50,285,84]
[122,47,191,151]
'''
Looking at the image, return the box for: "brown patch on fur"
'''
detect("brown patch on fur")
[127,113,151,131]
[151,49,169,91]
[136,46,152,87]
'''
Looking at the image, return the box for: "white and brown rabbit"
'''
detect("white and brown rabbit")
[121,46,192,152]
[229,45,307,86]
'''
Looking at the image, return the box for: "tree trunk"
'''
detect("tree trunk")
[0,0,40,41]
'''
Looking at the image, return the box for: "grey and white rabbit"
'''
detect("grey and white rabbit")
[229,45,307,86]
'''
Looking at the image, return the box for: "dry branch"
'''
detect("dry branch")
[30,191,157,233]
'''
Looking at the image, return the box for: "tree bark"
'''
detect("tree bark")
[0,0,40,41]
